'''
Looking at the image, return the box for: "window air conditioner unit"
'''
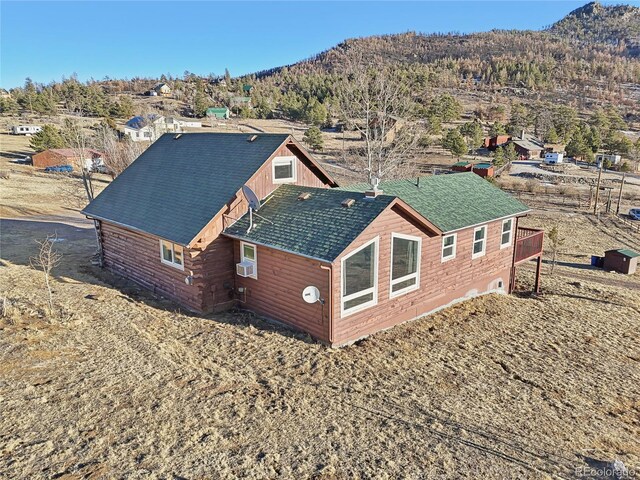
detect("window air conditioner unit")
[236,260,255,277]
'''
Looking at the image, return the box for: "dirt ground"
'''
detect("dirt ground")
[1,152,640,478]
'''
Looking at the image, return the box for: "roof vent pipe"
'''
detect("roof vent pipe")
[248,134,258,142]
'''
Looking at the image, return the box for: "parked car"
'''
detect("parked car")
[629,208,640,221]
[44,165,73,173]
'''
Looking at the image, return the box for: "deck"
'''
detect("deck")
[511,227,544,293]
[514,227,544,264]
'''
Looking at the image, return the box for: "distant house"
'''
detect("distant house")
[231,96,252,109]
[483,135,511,150]
[595,153,621,167]
[242,84,253,95]
[124,115,178,141]
[32,148,104,171]
[365,115,406,143]
[544,153,564,165]
[82,133,543,346]
[206,107,230,119]
[151,83,172,97]
[10,125,42,135]
[512,131,544,159]
[451,161,473,173]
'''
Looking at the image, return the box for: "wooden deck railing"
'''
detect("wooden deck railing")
[514,228,544,264]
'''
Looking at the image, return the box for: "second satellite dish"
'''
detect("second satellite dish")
[242,185,261,211]
[302,286,321,304]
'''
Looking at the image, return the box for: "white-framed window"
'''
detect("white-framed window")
[240,241,257,279]
[472,226,487,259]
[501,218,514,248]
[390,233,421,297]
[160,240,184,270]
[272,156,296,183]
[341,237,378,317]
[441,233,457,262]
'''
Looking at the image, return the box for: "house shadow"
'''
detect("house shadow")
[0,217,318,345]
[541,259,597,271]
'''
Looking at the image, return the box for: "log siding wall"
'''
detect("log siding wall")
[233,242,331,340]
[330,206,516,346]
[98,141,333,314]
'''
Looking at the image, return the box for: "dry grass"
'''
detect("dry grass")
[1,209,640,478]
[1,128,639,478]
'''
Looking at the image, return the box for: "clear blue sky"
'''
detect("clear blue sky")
[0,1,633,88]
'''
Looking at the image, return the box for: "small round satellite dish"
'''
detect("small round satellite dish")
[302,286,321,304]
[242,185,261,211]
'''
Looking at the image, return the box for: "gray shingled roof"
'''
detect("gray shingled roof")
[224,185,395,262]
[340,173,530,233]
[82,133,291,245]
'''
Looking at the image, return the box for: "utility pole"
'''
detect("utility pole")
[616,173,626,215]
[593,162,603,215]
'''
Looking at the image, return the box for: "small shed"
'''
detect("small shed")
[451,161,472,172]
[603,249,639,275]
[472,163,495,178]
[206,107,230,119]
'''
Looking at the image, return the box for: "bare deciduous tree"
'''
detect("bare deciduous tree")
[548,225,565,275]
[30,234,63,315]
[335,51,421,184]
[94,125,147,178]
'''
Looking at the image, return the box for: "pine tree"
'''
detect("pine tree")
[303,126,324,151]
[493,146,506,167]
[29,124,65,152]
[443,129,467,158]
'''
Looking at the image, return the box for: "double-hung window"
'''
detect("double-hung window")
[272,156,296,183]
[501,218,513,248]
[341,237,378,316]
[441,233,457,261]
[390,233,421,297]
[472,226,487,259]
[240,241,257,279]
[160,240,184,270]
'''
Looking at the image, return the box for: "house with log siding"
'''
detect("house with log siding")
[83,132,543,346]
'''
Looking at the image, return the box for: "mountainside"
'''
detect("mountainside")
[548,1,640,56]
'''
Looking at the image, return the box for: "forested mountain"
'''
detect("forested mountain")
[548,1,640,56]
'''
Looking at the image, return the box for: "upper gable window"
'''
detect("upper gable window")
[501,218,514,248]
[272,156,296,183]
[472,225,487,259]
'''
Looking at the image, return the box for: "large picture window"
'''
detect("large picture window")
[472,225,487,259]
[341,237,378,316]
[390,233,421,297]
[272,156,296,183]
[160,240,184,270]
[501,218,513,248]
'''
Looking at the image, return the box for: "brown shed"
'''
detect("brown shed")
[32,148,102,169]
[603,249,639,274]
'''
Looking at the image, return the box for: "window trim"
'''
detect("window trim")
[500,218,514,249]
[272,156,297,184]
[341,236,379,318]
[240,241,258,279]
[159,240,184,270]
[472,225,487,259]
[389,233,421,298]
[441,233,457,262]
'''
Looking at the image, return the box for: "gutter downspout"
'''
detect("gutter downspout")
[320,264,333,345]
[509,216,520,293]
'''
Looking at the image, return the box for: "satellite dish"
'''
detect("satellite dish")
[242,185,261,211]
[302,286,321,304]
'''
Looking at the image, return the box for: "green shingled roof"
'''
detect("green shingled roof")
[82,133,293,245]
[340,172,529,232]
[610,248,640,258]
[224,185,395,262]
